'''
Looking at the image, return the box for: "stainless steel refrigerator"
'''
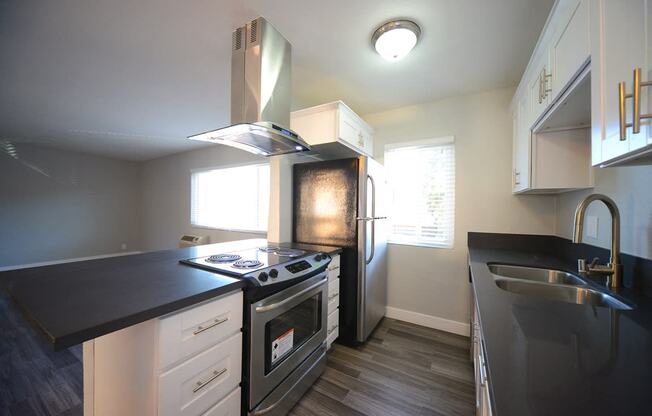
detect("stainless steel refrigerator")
[293,156,388,344]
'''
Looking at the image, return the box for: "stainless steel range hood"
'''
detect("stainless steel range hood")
[189,17,310,156]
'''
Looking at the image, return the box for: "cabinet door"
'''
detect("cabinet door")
[513,96,531,192]
[360,127,374,156]
[529,53,551,124]
[339,110,363,152]
[550,0,590,99]
[591,0,649,164]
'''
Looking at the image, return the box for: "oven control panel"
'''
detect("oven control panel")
[247,254,330,286]
[285,260,311,274]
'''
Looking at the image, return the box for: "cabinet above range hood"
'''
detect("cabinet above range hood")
[188,17,310,156]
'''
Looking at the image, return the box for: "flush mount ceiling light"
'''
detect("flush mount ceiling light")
[372,19,421,61]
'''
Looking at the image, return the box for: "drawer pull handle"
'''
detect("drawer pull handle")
[327,326,338,335]
[328,293,339,301]
[193,317,229,335]
[193,368,227,393]
[618,67,652,140]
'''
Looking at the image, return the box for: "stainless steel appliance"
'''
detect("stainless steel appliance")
[293,156,388,343]
[188,17,310,157]
[181,244,330,416]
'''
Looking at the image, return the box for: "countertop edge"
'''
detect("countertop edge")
[10,279,246,351]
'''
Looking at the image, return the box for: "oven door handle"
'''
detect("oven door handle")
[254,277,327,313]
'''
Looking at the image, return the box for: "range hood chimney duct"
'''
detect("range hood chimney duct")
[188,17,310,156]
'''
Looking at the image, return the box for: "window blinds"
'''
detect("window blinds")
[385,138,455,248]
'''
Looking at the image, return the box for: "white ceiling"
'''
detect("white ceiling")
[0,0,555,161]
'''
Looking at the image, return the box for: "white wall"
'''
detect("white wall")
[0,143,142,267]
[555,164,652,259]
[363,87,557,327]
[140,144,267,251]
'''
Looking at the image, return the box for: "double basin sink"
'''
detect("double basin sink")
[489,264,633,310]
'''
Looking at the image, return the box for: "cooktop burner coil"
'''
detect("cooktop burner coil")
[232,259,264,269]
[206,254,242,263]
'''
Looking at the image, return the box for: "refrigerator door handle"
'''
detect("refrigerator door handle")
[366,174,376,265]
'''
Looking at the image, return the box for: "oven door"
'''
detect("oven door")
[249,272,328,409]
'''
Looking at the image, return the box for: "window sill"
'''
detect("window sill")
[387,241,453,250]
[191,224,268,235]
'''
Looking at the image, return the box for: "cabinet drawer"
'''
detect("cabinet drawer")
[328,268,340,281]
[328,277,340,298]
[159,332,242,416]
[327,293,339,315]
[202,387,240,416]
[326,326,340,349]
[158,291,243,370]
[327,308,339,333]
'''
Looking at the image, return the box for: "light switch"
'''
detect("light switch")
[586,216,598,238]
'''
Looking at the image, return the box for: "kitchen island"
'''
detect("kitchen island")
[2,238,342,416]
[468,232,652,416]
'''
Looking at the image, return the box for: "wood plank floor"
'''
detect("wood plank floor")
[0,290,83,416]
[1,286,473,416]
[289,318,475,416]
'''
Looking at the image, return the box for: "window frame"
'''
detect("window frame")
[190,161,270,235]
[384,136,456,249]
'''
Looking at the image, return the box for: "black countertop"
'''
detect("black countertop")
[468,233,652,416]
[3,239,342,351]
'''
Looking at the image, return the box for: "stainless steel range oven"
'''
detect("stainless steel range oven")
[181,244,331,416]
[248,272,328,415]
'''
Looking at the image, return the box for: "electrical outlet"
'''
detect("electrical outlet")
[586,216,598,239]
[121,243,127,251]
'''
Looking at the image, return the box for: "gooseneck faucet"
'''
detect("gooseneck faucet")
[573,193,623,288]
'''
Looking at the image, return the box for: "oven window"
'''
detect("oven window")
[265,293,322,373]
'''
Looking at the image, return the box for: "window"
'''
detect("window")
[191,163,269,233]
[384,137,455,248]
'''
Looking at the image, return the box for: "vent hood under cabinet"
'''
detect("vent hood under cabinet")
[188,17,310,157]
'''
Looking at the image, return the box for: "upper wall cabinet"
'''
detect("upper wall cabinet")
[591,0,652,166]
[511,0,594,194]
[290,101,374,157]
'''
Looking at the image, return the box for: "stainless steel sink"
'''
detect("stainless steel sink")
[488,264,586,286]
[493,278,633,310]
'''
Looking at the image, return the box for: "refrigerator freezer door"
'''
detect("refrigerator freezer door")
[356,157,388,342]
[292,158,359,247]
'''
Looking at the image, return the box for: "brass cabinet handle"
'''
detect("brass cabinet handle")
[619,81,628,140]
[193,317,229,335]
[543,68,552,99]
[193,368,227,393]
[618,68,652,140]
[633,67,642,133]
[538,72,544,104]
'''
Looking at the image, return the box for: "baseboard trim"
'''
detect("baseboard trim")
[385,306,470,337]
[0,251,142,272]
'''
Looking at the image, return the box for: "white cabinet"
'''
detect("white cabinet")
[158,333,242,416]
[158,291,243,370]
[511,0,594,193]
[83,290,244,416]
[512,95,531,192]
[550,0,590,99]
[291,101,374,157]
[471,289,493,416]
[590,0,652,166]
[325,253,341,350]
[529,53,552,124]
